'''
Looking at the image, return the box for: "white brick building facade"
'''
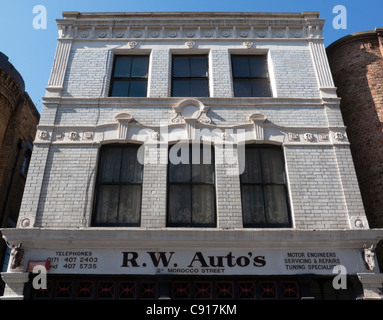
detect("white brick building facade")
[1,12,383,300]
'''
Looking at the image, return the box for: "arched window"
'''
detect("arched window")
[240,145,291,228]
[167,143,216,227]
[92,144,143,226]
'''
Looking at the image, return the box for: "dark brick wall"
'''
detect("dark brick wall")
[327,30,383,269]
[0,55,40,293]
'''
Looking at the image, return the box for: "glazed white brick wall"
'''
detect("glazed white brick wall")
[148,50,171,97]
[34,145,98,228]
[333,145,366,217]
[53,104,328,128]
[63,49,112,97]
[210,49,233,98]
[215,144,243,228]
[270,49,320,98]
[140,144,168,227]
[284,145,350,229]
[18,145,50,227]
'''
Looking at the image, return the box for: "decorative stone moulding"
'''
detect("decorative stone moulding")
[288,132,299,142]
[249,113,267,141]
[151,131,160,141]
[349,216,369,230]
[68,131,79,141]
[83,132,94,141]
[128,41,137,49]
[256,30,267,38]
[115,113,133,140]
[239,31,249,38]
[334,132,344,141]
[303,132,314,142]
[38,131,50,140]
[171,99,211,124]
[185,31,195,38]
[318,133,329,142]
[185,41,195,49]
[243,41,253,49]
[20,218,31,228]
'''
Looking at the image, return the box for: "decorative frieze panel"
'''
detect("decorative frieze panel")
[59,25,323,41]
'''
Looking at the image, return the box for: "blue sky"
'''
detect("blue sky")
[0,0,382,113]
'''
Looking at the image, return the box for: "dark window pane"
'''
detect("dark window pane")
[191,145,214,183]
[119,185,141,225]
[240,146,290,228]
[233,80,252,97]
[232,56,251,78]
[251,80,272,97]
[241,148,262,183]
[111,81,130,97]
[129,80,147,97]
[93,145,143,226]
[114,56,132,77]
[264,185,289,225]
[168,185,192,225]
[169,163,191,183]
[241,185,265,225]
[173,56,191,77]
[172,79,190,97]
[110,55,148,97]
[169,143,191,182]
[261,148,285,183]
[192,185,215,225]
[120,147,143,183]
[172,55,209,97]
[95,185,120,224]
[249,56,268,78]
[190,56,208,77]
[190,79,209,97]
[232,55,272,97]
[99,147,122,183]
[131,56,149,78]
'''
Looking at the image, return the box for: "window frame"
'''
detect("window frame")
[171,54,210,97]
[109,55,149,97]
[231,54,272,97]
[92,144,143,227]
[167,143,216,228]
[239,145,291,228]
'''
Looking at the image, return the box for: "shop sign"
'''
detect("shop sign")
[27,248,370,275]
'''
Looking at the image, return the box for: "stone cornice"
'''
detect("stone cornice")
[1,228,383,250]
[41,96,339,106]
[56,11,325,41]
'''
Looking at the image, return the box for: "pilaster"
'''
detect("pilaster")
[357,273,383,300]
[0,272,29,300]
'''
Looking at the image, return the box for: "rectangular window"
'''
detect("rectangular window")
[240,145,290,228]
[231,55,272,97]
[109,55,149,97]
[172,55,209,97]
[167,144,216,227]
[93,144,143,226]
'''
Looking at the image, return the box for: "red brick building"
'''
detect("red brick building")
[0,52,40,292]
[327,28,383,268]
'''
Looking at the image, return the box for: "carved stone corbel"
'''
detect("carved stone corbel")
[115,113,133,140]
[249,113,267,140]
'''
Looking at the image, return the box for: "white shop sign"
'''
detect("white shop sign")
[27,248,371,275]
